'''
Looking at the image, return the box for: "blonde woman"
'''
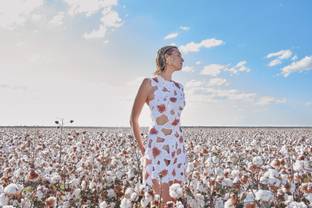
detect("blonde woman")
[130,45,187,207]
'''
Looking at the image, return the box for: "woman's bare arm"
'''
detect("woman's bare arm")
[129,78,151,156]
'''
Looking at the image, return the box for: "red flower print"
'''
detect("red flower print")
[174,131,179,138]
[170,97,177,102]
[150,127,158,134]
[174,158,177,164]
[172,118,179,126]
[171,151,175,157]
[160,169,168,177]
[157,104,166,113]
[172,169,176,176]
[156,137,165,143]
[146,159,152,165]
[179,136,183,143]
[152,147,161,158]
[162,87,169,92]
[164,159,170,166]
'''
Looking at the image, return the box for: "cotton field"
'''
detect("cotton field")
[0,127,311,208]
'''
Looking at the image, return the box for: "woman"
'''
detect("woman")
[130,45,187,207]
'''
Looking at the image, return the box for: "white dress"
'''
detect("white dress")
[142,74,188,187]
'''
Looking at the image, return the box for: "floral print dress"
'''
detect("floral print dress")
[143,75,188,187]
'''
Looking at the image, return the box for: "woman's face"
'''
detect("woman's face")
[166,48,184,71]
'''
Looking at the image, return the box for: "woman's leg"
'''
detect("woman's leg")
[152,179,183,208]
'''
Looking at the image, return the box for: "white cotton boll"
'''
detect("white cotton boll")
[116,170,123,179]
[224,198,235,208]
[304,193,312,203]
[231,169,240,178]
[255,189,273,202]
[124,187,134,198]
[186,162,194,173]
[214,167,223,176]
[287,201,307,208]
[144,191,153,204]
[72,188,81,200]
[212,155,220,164]
[99,201,108,208]
[89,180,95,190]
[4,183,19,195]
[130,192,138,201]
[293,160,304,171]
[21,198,32,208]
[194,145,201,153]
[0,193,8,207]
[252,156,263,166]
[36,188,44,200]
[233,176,240,184]
[50,173,61,184]
[107,188,116,199]
[120,197,132,208]
[68,178,80,189]
[127,168,135,179]
[214,197,224,208]
[195,193,205,207]
[176,200,184,208]
[140,197,150,208]
[169,183,183,199]
[196,181,205,192]
[222,178,233,187]
[81,180,86,190]
[280,145,289,156]
[243,192,255,203]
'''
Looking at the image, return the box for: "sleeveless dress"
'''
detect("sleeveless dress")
[142,74,188,187]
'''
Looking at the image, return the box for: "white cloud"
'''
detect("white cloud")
[225,60,250,75]
[0,0,44,30]
[64,0,118,16]
[164,32,178,40]
[179,26,190,31]
[185,80,203,89]
[184,78,286,106]
[281,56,312,77]
[266,49,293,67]
[207,78,228,87]
[291,55,298,61]
[195,61,201,65]
[256,96,287,106]
[49,12,65,26]
[182,66,194,72]
[200,61,250,76]
[200,64,227,76]
[83,8,123,39]
[63,0,122,40]
[179,38,224,54]
[268,59,282,67]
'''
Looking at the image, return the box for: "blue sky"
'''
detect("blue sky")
[0,0,311,126]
